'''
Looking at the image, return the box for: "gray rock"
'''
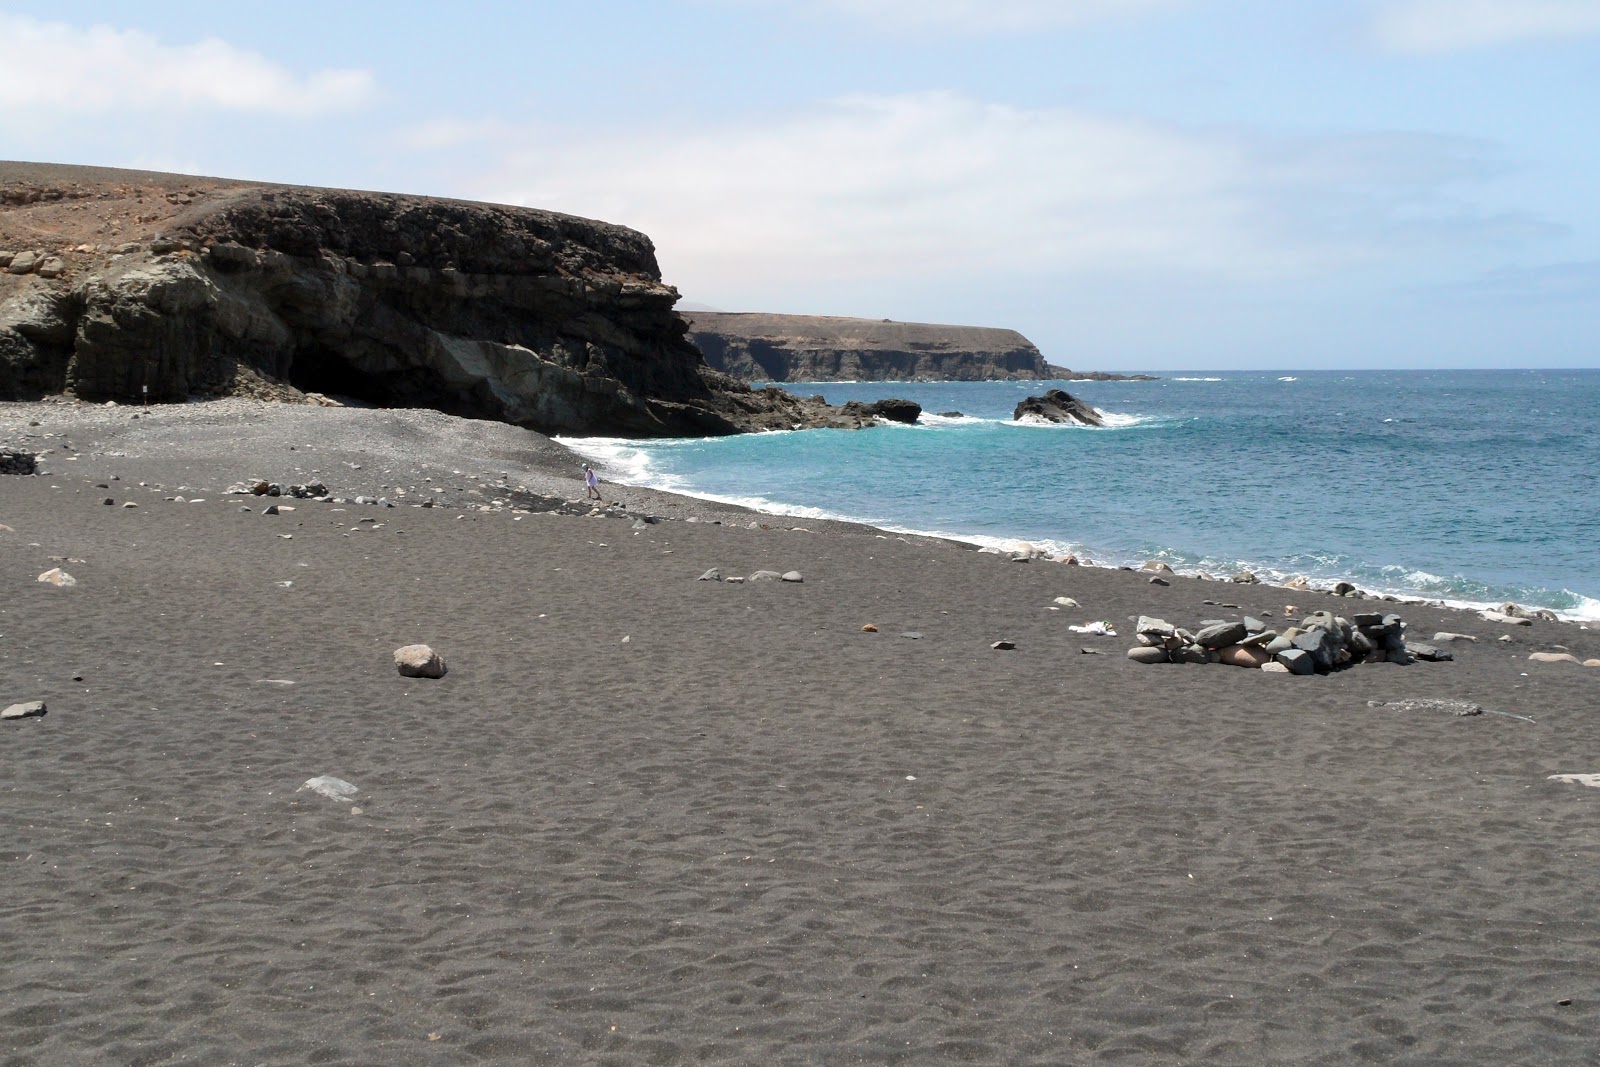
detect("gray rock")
[298,775,358,802]
[1148,576,1170,586]
[1291,628,1339,670]
[1127,646,1170,664]
[1174,644,1210,664]
[1352,612,1384,627]
[698,568,723,581]
[748,570,783,581]
[1275,648,1316,675]
[1232,571,1259,584]
[1136,616,1176,637]
[1240,630,1278,647]
[394,643,447,678]
[1242,616,1266,634]
[781,571,804,582]
[1194,621,1248,649]
[1406,643,1453,662]
[1433,632,1477,643]
[5,250,39,275]
[2,700,47,720]
[991,640,1016,650]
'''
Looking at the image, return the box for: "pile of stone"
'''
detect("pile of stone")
[0,250,66,278]
[0,448,38,475]
[226,479,329,499]
[1127,610,1451,674]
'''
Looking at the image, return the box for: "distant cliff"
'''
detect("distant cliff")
[684,312,1063,382]
[0,163,886,436]
[685,312,1156,383]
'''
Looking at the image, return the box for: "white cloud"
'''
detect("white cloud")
[463,92,1524,305]
[710,0,1182,32]
[1372,0,1600,52]
[0,15,375,116]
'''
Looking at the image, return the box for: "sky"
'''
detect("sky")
[1,1,1596,370]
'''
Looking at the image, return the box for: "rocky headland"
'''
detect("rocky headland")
[0,162,903,436]
[684,310,1154,383]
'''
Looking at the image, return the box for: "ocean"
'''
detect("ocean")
[561,369,1600,621]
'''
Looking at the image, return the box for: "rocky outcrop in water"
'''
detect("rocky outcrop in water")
[1013,389,1104,427]
[0,163,886,436]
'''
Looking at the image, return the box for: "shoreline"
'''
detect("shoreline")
[6,396,1600,1065]
[559,429,1600,628]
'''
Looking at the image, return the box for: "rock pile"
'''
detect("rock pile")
[1,448,38,475]
[226,479,329,499]
[1126,610,1451,674]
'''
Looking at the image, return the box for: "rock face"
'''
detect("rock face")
[685,311,1060,382]
[0,163,884,437]
[1013,389,1104,427]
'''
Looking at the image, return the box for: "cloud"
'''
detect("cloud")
[1371,0,1600,52]
[0,15,375,116]
[461,91,1535,305]
[708,0,1183,32]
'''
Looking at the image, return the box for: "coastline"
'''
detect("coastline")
[5,397,1600,1065]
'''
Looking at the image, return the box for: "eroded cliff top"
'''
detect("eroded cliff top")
[683,311,1040,354]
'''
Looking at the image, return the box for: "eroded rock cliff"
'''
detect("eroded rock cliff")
[684,311,1057,382]
[0,163,876,435]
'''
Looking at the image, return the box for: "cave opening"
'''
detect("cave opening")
[285,344,405,406]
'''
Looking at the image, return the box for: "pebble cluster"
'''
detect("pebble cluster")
[1127,609,1453,674]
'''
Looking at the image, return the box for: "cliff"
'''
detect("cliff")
[684,311,1057,382]
[0,163,877,436]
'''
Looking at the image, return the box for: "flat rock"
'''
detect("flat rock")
[780,571,804,582]
[698,568,723,581]
[748,570,783,582]
[1367,699,1482,716]
[299,775,359,802]
[2,700,47,720]
[1549,774,1600,788]
[1433,632,1477,643]
[991,640,1016,651]
[1194,621,1248,649]
[1528,652,1581,665]
[1053,596,1080,608]
[394,643,447,678]
[1479,610,1533,626]
[1259,662,1291,673]
[1126,646,1169,664]
[1136,616,1176,637]
[36,567,76,587]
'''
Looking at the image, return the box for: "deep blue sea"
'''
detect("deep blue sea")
[562,370,1600,620]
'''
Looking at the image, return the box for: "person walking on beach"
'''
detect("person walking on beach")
[583,464,603,501]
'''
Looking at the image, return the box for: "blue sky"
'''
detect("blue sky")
[2,1,1596,370]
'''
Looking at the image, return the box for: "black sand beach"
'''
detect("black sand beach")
[4,399,1599,1065]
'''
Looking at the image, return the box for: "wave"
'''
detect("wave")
[1278,376,1299,382]
[1171,377,1223,382]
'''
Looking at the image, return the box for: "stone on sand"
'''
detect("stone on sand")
[1127,646,1169,664]
[37,567,76,586]
[1528,652,1581,665]
[698,568,723,581]
[1217,644,1271,668]
[394,644,447,678]
[2,700,47,720]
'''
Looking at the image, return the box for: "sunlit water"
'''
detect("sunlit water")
[561,369,1600,620]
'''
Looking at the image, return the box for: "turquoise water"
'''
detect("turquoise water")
[563,370,1600,620]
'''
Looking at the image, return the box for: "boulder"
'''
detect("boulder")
[1528,652,1581,665]
[780,571,804,583]
[1194,621,1248,649]
[1275,648,1316,675]
[1217,644,1271,668]
[394,644,447,678]
[2,700,47,720]
[1012,389,1104,427]
[1136,616,1176,638]
[1291,628,1340,671]
[1127,646,1169,664]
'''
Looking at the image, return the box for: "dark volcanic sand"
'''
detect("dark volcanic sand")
[3,400,1599,1066]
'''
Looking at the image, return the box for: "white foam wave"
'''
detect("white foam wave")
[1278,376,1299,382]
[1171,377,1223,382]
